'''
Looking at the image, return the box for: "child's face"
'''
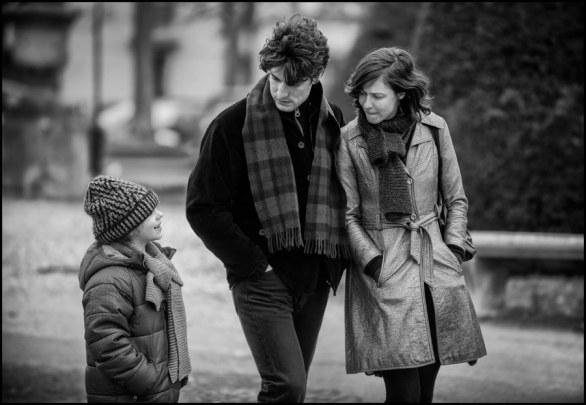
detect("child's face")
[130,208,164,245]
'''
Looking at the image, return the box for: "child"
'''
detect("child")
[79,175,191,402]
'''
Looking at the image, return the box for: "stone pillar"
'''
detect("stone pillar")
[463,258,509,318]
[2,3,87,198]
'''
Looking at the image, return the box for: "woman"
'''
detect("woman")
[336,47,486,403]
[79,175,191,402]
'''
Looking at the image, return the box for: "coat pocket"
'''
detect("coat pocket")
[434,239,462,274]
[377,228,411,286]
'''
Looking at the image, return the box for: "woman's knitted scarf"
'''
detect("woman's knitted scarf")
[139,242,192,384]
[242,74,350,259]
[357,108,416,218]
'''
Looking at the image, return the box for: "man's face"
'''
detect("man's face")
[268,66,313,113]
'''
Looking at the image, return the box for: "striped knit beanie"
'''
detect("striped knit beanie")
[84,175,159,243]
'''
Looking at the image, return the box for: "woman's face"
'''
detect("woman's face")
[358,75,404,124]
[129,208,164,245]
[269,66,314,113]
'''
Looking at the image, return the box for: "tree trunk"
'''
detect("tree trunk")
[89,2,104,175]
[133,2,154,140]
[237,2,255,86]
[222,2,237,87]
[410,2,431,57]
[222,2,256,87]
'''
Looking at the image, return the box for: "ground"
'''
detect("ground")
[2,197,584,403]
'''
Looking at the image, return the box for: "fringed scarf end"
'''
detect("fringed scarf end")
[305,238,352,260]
[267,227,304,253]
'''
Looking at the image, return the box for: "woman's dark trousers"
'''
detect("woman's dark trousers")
[381,283,441,403]
[232,269,330,402]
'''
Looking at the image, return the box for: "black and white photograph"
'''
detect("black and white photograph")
[2,2,583,403]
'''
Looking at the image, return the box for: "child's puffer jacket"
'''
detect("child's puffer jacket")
[79,241,183,403]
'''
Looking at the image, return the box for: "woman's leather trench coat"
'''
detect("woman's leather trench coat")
[336,112,487,374]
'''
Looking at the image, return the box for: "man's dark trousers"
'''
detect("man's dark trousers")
[232,269,330,402]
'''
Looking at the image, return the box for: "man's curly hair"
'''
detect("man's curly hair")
[259,14,329,86]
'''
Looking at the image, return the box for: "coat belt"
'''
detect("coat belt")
[387,211,437,285]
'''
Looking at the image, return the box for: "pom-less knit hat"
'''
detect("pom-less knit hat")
[84,175,159,243]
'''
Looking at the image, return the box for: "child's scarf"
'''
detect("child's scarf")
[141,242,192,384]
[242,74,350,259]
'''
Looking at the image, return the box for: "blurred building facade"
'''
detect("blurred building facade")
[3,2,366,197]
[61,2,364,107]
[61,2,364,150]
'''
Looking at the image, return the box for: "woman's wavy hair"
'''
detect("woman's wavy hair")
[259,14,329,86]
[345,47,432,121]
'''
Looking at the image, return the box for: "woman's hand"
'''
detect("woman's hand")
[364,255,383,282]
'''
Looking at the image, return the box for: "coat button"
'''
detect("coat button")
[410,214,417,221]
[307,175,311,182]
[298,141,305,149]
[259,229,265,236]
[407,178,413,184]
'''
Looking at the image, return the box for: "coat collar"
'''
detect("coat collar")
[344,111,444,148]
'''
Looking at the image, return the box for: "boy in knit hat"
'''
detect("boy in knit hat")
[79,175,191,403]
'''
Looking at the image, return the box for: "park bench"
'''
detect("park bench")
[462,231,584,317]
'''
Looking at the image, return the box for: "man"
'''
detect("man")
[186,14,350,402]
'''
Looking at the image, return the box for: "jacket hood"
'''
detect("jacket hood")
[78,241,176,290]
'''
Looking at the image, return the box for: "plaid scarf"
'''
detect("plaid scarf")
[242,74,350,259]
[139,242,192,384]
[357,109,416,218]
